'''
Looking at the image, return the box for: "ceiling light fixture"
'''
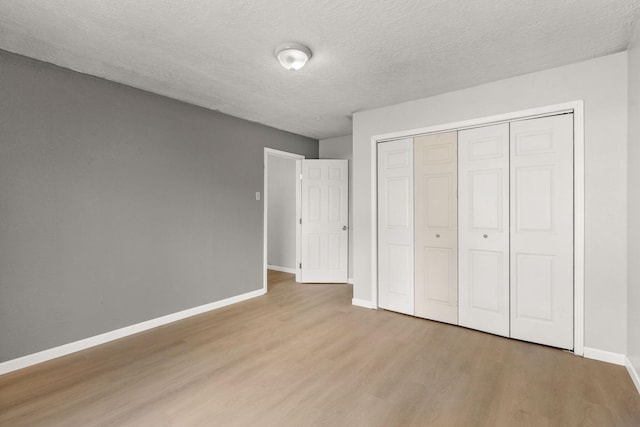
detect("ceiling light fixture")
[275,43,312,71]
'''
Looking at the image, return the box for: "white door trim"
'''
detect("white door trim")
[263,148,305,292]
[368,100,585,356]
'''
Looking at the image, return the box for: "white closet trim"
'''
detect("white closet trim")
[369,100,585,356]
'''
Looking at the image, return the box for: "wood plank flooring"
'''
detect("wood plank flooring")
[1,270,639,426]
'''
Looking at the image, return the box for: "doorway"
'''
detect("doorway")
[263,148,304,292]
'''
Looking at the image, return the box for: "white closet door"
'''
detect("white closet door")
[458,124,510,337]
[414,132,458,324]
[510,114,574,349]
[378,138,414,315]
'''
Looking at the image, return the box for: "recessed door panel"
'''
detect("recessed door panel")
[378,139,414,315]
[387,177,411,228]
[514,131,553,155]
[424,143,455,164]
[425,175,454,228]
[414,132,458,324]
[328,185,342,222]
[469,170,503,231]
[328,167,342,180]
[515,166,553,232]
[387,149,410,168]
[510,114,573,349]
[424,247,453,302]
[308,186,321,222]
[469,250,503,313]
[307,234,321,270]
[470,137,503,160]
[514,253,554,321]
[459,124,510,337]
[388,244,412,295]
[327,233,342,270]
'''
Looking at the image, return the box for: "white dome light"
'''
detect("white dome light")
[275,43,312,71]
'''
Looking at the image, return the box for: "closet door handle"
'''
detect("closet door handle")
[436,234,440,238]
[483,234,488,238]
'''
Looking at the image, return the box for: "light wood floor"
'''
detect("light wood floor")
[1,270,639,426]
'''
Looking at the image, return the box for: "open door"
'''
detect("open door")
[299,159,349,283]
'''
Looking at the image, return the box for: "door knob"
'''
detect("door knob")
[436,234,440,238]
[483,234,488,238]
[342,226,348,230]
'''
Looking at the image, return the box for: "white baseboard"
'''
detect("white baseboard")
[626,356,640,395]
[583,347,626,365]
[267,265,296,274]
[347,278,354,285]
[0,288,265,376]
[352,298,376,309]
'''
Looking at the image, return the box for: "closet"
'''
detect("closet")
[377,113,574,350]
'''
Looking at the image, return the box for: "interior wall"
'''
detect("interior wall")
[353,52,628,355]
[0,50,318,363]
[628,20,640,378]
[319,135,353,282]
[267,154,297,270]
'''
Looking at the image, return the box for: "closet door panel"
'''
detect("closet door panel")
[468,249,504,313]
[378,139,414,315]
[510,114,574,349]
[458,124,510,337]
[414,132,458,324]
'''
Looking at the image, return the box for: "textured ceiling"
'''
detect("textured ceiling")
[0,0,639,139]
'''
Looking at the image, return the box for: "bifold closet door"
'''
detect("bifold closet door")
[378,138,414,315]
[458,124,510,337]
[510,114,574,349]
[414,132,458,324]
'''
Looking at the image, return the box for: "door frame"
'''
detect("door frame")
[369,100,585,356]
[263,148,305,293]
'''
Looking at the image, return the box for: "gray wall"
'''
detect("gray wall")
[267,154,297,270]
[353,52,628,355]
[0,50,318,363]
[628,20,640,379]
[319,135,353,282]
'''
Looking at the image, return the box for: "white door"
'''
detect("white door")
[510,114,574,349]
[414,132,458,324]
[378,139,414,315]
[458,124,510,337]
[300,160,349,283]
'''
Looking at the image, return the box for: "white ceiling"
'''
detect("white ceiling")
[0,1,639,140]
